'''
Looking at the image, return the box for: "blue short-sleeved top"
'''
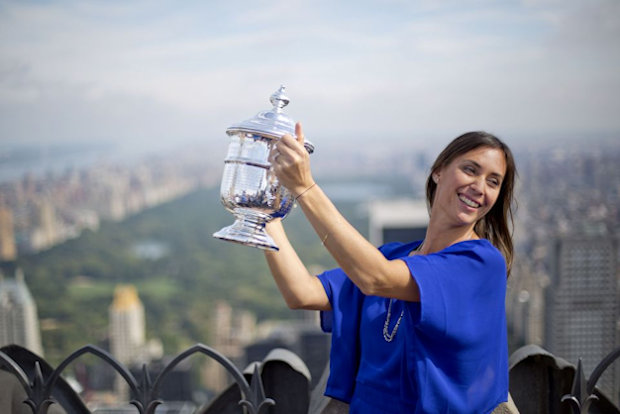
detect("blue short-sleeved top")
[317,239,508,413]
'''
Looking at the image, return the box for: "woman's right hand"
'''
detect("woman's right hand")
[269,122,315,198]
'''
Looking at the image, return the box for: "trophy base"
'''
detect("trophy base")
[213,210,279,251]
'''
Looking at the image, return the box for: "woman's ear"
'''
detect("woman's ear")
[432,173,440,184]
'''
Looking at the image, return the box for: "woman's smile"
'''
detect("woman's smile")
[458,193,481,209]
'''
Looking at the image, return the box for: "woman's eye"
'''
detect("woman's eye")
[488,178,500,188]
[463,165,475,174]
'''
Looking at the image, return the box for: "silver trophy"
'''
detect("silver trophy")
[213,86,314,251]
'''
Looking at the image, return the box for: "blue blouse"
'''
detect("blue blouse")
[317,239,508,413]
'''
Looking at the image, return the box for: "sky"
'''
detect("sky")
[0,0,618,153]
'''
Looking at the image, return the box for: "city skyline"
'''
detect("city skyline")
[0,134,618,405]
[0,0,618,154]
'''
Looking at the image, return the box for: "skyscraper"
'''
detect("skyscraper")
[0,269,43,355]
[109,284,146,400]
[203,300,257,393]
[109,284,146,365]
[368,199,428,246]
[106,284,163,404]
[506,260,547,348]
[545,235,619,404]
[0,203,17,261]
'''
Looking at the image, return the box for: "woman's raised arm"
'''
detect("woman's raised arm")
[263,218,331,310]
[270,123,420,302]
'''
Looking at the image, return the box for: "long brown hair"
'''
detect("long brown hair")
[425,131,517,276]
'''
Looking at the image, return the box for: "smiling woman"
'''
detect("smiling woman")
[426,131,516,274]
[261,124,518,413]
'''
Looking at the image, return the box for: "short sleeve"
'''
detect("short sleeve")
[317,242,409,333]
[315,241,420,403]
[316,268,365,402]
[400,240,507,344]
[399,240,509,411]
[316,268,350,333]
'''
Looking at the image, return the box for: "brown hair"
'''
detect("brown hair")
[425,131,517,276]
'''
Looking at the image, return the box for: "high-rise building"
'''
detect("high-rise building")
[506,261,547,348]
[0,269,43,355]
[0,200,17,261]
[109,284,146,400]
[30,198,59,251]
[545,236,619,404]
[109,285,146,365]
[203,301,257,393]
[368,199,428,246]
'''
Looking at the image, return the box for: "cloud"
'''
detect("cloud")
[0,0,618,149]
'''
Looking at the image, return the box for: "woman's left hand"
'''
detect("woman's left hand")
[269,122,315,197]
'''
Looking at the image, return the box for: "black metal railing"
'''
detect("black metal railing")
[0,343,275,414]
[2,342,619,413]
[562,346,620,414]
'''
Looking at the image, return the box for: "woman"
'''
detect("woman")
[264,123,517,413]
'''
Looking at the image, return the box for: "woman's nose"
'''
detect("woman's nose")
[469,177,485,194]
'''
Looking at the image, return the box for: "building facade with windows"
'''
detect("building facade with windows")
[545,236,619,404]
[0,269,43,356]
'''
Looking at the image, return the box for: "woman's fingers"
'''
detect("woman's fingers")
[268,126,313,194]
[278,136,302,156]
[295,122,305,146]
[271,128,305,173]
[276,123,304,155]
[268,146,280,164]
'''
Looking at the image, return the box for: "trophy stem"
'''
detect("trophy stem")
[213,208,279,251]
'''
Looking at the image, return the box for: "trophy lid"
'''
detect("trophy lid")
[226,86,314,153]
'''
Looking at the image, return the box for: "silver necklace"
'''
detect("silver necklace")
[383,241,423,342]
[383,298,404,342]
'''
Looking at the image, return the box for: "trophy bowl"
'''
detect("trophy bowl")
[213,86,314,251]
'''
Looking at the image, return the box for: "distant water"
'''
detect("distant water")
[0,141,152,184]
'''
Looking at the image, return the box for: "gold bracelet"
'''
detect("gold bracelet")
[295,183,316,200]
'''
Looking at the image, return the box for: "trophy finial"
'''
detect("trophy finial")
[270,85,289,112]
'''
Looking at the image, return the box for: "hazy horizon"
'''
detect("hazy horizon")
[1,127,617,186]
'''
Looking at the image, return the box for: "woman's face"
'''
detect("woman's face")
[432,146,507,229]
